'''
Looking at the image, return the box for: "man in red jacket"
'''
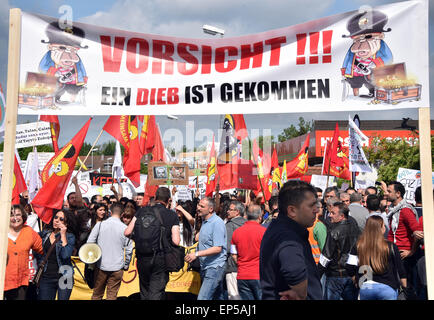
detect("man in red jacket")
[386,181,422,291]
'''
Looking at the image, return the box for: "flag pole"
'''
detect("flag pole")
[418,107,434,299]
[249,140,269,210]
[74,127,103,177]
[0,8,21,300]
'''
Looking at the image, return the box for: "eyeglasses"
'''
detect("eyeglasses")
[54,216,65,222]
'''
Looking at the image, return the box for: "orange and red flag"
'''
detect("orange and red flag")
[32,118,91,223]
[40,115,60,152]
[286,133,310,179]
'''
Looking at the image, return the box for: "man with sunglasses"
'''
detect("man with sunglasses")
[318,202,360,300]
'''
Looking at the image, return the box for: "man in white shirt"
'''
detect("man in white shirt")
[87,202,133,300]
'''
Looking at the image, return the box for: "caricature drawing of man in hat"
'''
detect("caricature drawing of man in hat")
[39,21,88,105]
[341,9,393,98]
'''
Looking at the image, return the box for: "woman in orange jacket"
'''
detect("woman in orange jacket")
[4,205,43,300]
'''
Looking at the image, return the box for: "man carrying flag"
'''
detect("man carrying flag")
[32,118,91,224]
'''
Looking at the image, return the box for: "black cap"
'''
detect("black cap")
[41,21,88,49]
[342,10,391,38]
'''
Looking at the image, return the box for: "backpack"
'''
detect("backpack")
[133,205,185,272]
[133,206,164,256]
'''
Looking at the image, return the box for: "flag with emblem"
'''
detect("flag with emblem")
[216,114,248,191]
[322,124,351,180]
[286,133,310,179]
[32,118,91,223]
[103,115,141,187]
[138,115,157,156]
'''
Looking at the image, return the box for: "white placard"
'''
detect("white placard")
[15,121,52,149]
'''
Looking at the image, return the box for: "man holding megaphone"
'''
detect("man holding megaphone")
[85,202,133,300]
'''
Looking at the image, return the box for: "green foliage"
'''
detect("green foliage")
[363,135,434,183]
[278,117,313,142]
[140,162,148,174]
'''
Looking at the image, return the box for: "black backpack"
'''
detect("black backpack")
[133,205,185,272]
[133,206,164,256]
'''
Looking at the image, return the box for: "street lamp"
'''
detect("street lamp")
[202,24,225,37]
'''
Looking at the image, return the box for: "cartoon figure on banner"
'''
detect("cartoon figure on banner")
[341,9,393,100]
[38,21,88,106]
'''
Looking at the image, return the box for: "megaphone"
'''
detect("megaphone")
[78,243,102,264]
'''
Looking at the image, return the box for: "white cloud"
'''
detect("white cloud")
[79,0,334,38]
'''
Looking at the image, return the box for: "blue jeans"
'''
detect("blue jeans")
[237,279,262,300]
[359,282,398,300]
[198,265,225,300]
[324,276,358,300]
[37,276,73,300]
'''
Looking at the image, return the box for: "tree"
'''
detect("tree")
[278,117,313,142]
[363,135,434,182]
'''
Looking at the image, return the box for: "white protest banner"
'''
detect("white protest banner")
[15,121,52,148]
[17,1,428,116]
[397,167,434,205]
[310,174,336,192]
[348,115,372,173]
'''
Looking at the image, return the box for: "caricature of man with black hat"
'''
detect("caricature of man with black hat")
[341,9,393,98]
[39,22,88,105]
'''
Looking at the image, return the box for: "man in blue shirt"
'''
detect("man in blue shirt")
[185,197,227,300]
[260,180,323,300]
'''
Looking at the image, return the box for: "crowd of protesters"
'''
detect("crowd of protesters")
[4,176,428,301]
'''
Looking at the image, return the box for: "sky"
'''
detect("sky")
[0,0,432,151]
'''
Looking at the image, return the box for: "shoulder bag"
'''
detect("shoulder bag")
[34,236,59,287]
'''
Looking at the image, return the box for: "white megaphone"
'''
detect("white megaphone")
[78,243,102,265]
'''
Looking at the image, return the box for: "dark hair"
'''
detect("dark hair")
[269,196,279,210]
[315,187,323,194]
[323,186,338,198]
[366,194,380,212]
[49,208,78,237]
[346,187,356,193]
[67,192,76,201]
[389,181,406,199]
[11,204,28,224]
[278,180,317,213]
[366,186,378,195]
[155,187,171,204]
[110,202,125,215]
[415,186,422,204]
[119,197,129,204]
[90,203,108,229]
[91,194,102,204]
[137,192,144,197]
[333,202,350,218]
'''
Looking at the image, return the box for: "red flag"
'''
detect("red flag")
[32,118,91,223]
[252,139,271,201]
[205,135,217,197]
[268,148,280,193]
[216,114,249,191]
[322,124,351,180]
[143,124,166,205]
[286,133,310,179]
[139,115,156,156]
[103,116,141,187]
[12,154,27,205]
[40,115,60,152]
